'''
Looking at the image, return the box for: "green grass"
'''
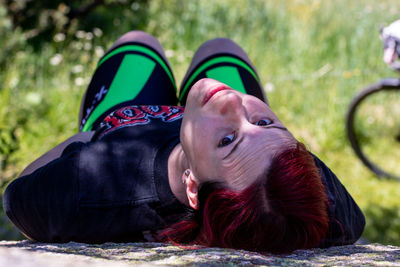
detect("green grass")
[1,0,400,245]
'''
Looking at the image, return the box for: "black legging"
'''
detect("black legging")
[79,31,267,132]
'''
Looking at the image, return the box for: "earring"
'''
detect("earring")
[182,170,190,184]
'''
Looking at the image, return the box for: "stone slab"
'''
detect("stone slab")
[0,240,399,266]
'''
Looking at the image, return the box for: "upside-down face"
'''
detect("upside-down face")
[180,78,297,191]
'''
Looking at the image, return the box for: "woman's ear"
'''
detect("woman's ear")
[183,170,199,210]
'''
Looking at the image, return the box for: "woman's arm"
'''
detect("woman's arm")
[19,131,94,177]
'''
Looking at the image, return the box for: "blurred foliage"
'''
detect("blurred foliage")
[0,5,26,68]
[1,0,400,246]
[3,0,150,49]
[0,0,150,240]
[365,205,400,245]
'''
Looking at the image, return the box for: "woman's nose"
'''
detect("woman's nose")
[219,92,245,117]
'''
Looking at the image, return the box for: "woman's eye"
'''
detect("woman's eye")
[256,118,273,126]
[218,133,235,147]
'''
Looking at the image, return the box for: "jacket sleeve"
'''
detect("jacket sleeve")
[312,154,366,247]
[19,131,94,177]
[3,142,85,242]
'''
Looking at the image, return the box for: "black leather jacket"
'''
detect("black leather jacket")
[313,155,366,247]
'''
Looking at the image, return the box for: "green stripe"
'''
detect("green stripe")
[206,66,246,94]
[179,56,259,102]
[82,54,156,131]
[98,45,176,89]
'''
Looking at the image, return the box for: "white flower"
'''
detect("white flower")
[95,46,104,57]
[75,77,85,86]
[50,54,63,66]
[26,92,41,105]
[264,82,275,92]
[75,30,86,39]
[165,50,175,58]
[53,33,66,42]
[177,54,185,62]
[84,42,92,51]
[93,28,103,37]
[71,65,83,74]
[73,41,83,50]
[85,32,93,40]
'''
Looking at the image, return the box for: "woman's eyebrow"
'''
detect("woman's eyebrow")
[223,136,244,160]
[267,125,288,131]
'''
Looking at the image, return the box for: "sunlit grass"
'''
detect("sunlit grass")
[1,0,400,245]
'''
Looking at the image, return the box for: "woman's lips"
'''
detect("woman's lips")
[202,85,232,106]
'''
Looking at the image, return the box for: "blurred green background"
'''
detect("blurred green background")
[1,0,400,246]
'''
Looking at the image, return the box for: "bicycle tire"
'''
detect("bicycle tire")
[346,78,400,181]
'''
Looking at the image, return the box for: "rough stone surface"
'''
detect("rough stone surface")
[0,240,399,266]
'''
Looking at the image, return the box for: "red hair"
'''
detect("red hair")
[159,142,329,253]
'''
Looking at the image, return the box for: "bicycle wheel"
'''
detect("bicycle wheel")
[346,78,400,181]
